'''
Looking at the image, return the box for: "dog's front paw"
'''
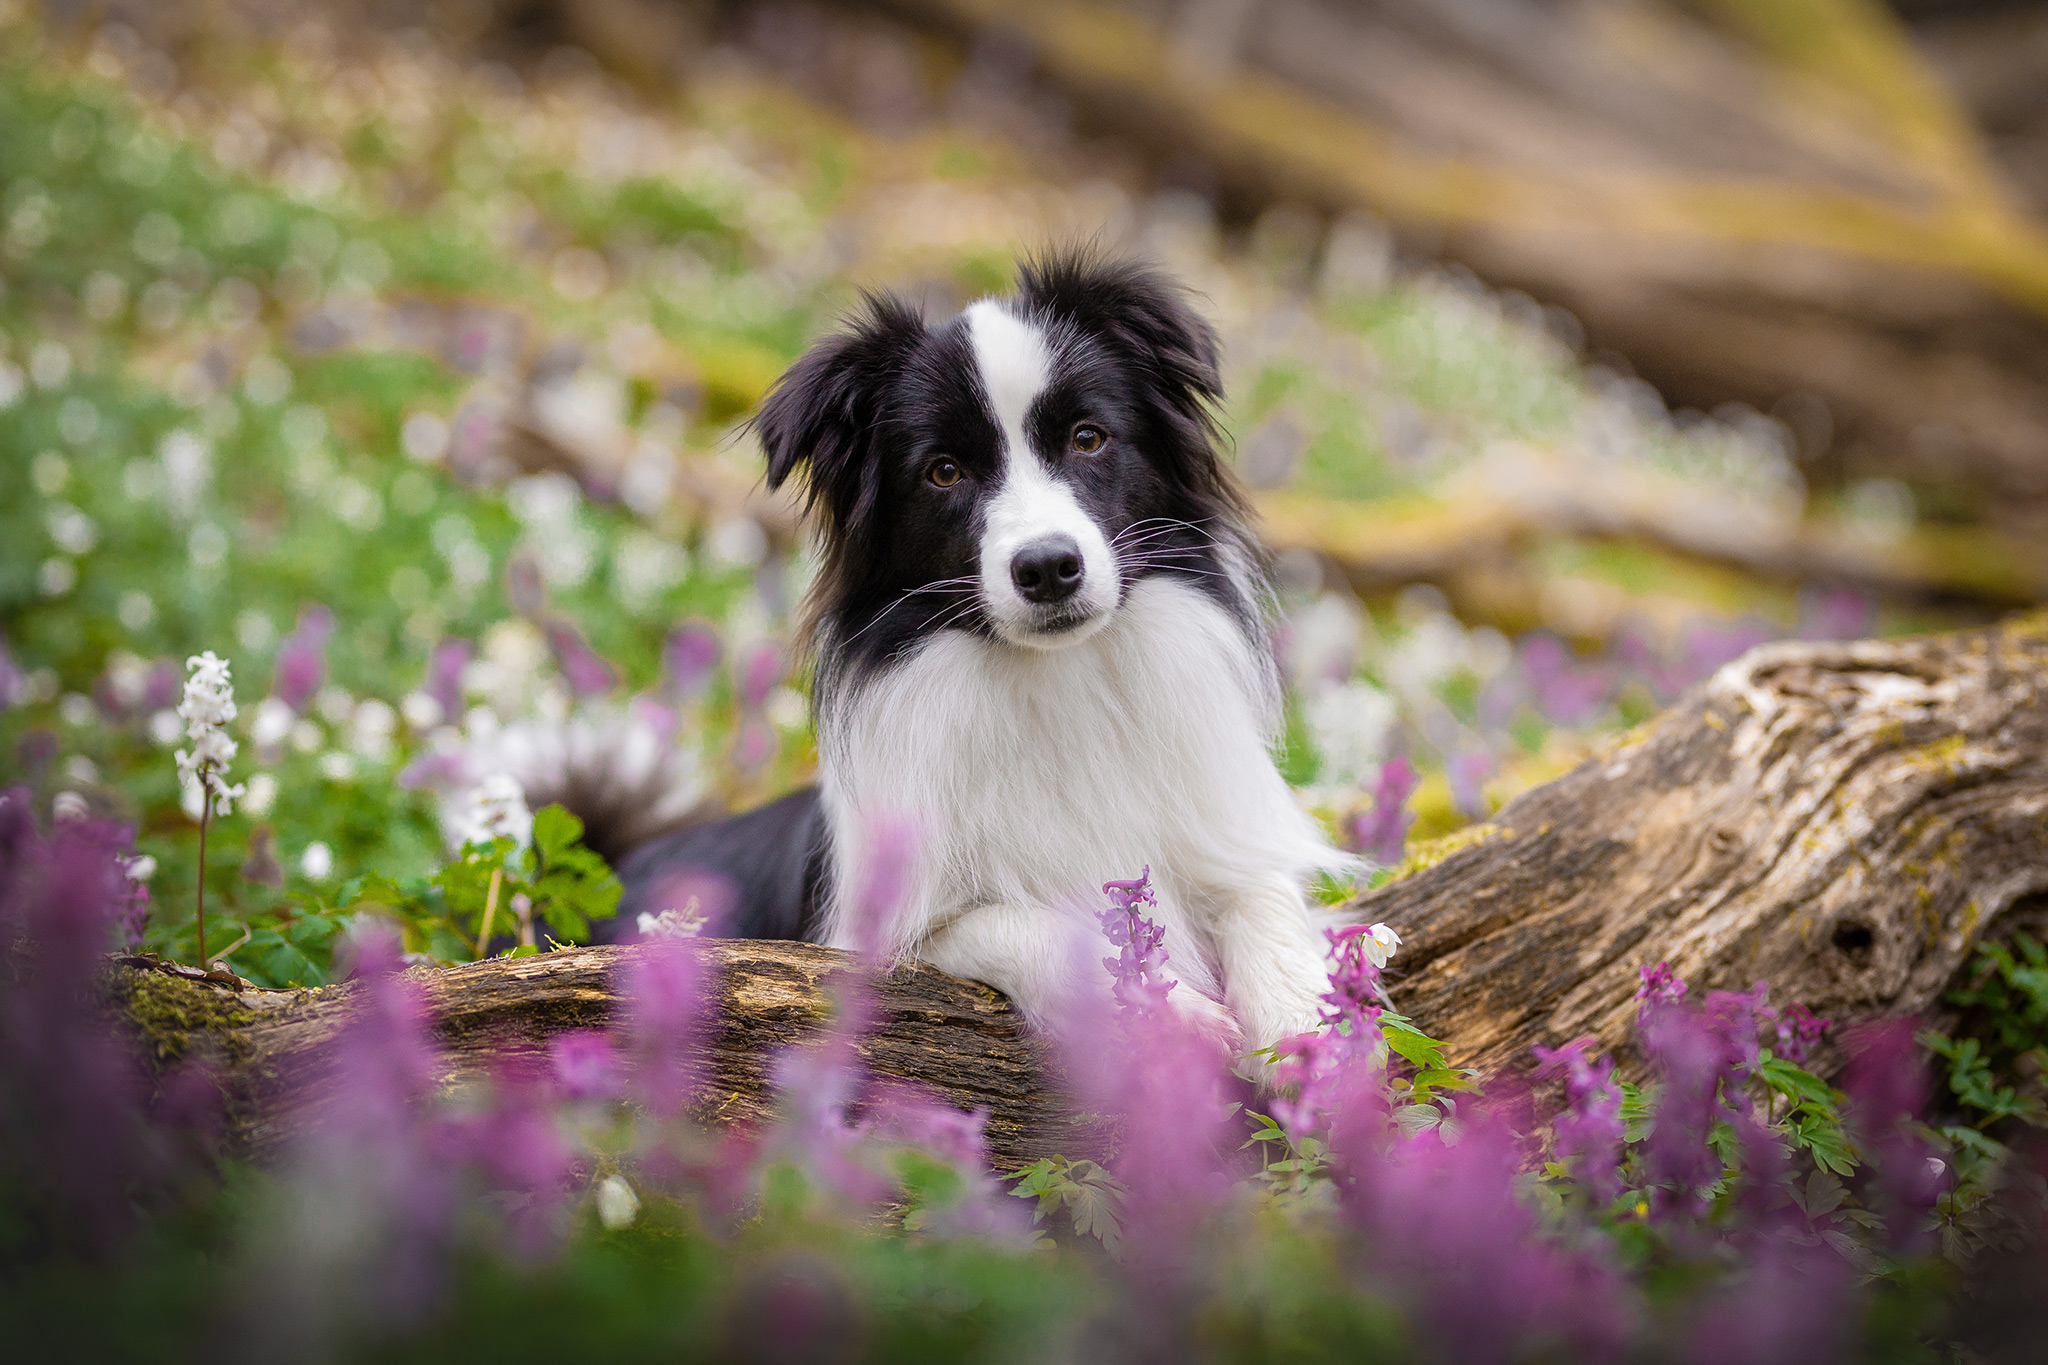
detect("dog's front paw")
[1165,984,1246,1058]
[1233,982,1331,1073]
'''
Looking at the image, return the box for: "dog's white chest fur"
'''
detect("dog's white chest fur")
[817,577,1343,1017]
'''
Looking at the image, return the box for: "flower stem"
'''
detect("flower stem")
[195,796,210,967]
[475,865,504,958]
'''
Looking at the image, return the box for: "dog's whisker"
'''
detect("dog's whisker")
[839,579,984,648]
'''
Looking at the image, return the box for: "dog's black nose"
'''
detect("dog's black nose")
[1010,536,1085,604]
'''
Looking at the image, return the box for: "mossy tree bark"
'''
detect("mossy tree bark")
[119,623,2048,1159]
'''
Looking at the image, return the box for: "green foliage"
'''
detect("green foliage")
[1920,931,2048,1152]
[1007,1157,1127,1256]
[1758,1052,1860,1176]
[428,804,621,953]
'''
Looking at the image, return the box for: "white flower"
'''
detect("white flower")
[300,841,334,880]
[1925,1157,1947,1181]
[1385,612,1469,700]
[178,652,238,733]
[124,854,157,882]
[250,696,295,750]
[1363,922,1401,969]
[458,773,532,849]
[174,652,246,818]
[637,900,706,941]
[350,699,397,762]
[1304,680,1396,788]
[52,791,89,822]
[400,690,444,730]
[594,1175,640,1230]
[241,772,279,818]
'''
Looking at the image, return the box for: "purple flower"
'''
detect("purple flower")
[1840,1020,1943,1251]
[141,659,181,713]
[1532,1037,1626,1204]
[1702,981,1771,1083]
[1339,1110,1637,1362]
[731,716,776,773]
[549,1029,623,1101]
[735,641,782,711]
[1448,750,1494,820]
[1798,588,1874,643]
[764,1038,896,1208]
[1098,866,1177,1021]
[16,727,57,778]
[544,619,618,697]
[506,550,547,617]
[620,936,711,1119]
[272,604,334,711]
[845,816,918,957]
[1638,1005,1735,1216]
[0,635,22,708]
[1636,961,1689,1025]
[1347,756,1418,865]
[115,860,151,950]
[425,638,472,718]
[1682,1225,1855,1365]
[0,789,162,1258]
[1271,924,1390,1144]
[443,1062,576,1257]
[1682,620,1776,680]
[1767,1001,1831,1067]
[1519,633,1613,725]
[663,623,722,700]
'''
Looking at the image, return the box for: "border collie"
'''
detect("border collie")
[609,249,1352,1054]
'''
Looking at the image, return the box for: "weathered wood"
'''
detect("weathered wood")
[1357,617,2048,1082]
[118,939,1084,1172]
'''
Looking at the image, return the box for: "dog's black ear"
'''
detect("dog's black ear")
[753,293,924,530]
[1018,247,1241,510]
[1015,247,1223,418]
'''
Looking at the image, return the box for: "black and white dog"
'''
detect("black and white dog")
[611,250,1351,1053]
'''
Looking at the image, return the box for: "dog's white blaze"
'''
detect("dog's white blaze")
[963,300,1118,646]
[817,577,1353,1052]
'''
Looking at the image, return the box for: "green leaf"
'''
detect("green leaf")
[531,803,585,860]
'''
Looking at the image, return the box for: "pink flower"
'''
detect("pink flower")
[272,605,334,711]
[1347,756,1418,865]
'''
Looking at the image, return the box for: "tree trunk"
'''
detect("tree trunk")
[117,622,2048,1158]
[1352,617,2048,1082]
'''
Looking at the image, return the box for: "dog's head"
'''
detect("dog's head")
[757,250,1254,668]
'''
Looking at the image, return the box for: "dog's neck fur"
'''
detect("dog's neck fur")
[812,575,1339,1000]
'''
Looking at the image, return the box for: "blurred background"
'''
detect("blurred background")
[3,0,2046,980]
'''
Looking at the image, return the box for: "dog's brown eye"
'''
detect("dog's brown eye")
[927,458,962,488]
[1071,425,1106,455]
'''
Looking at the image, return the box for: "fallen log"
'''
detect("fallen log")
[1354,616,2048,1082]
[118,621,2048,1157]
[116,938,1081,1171]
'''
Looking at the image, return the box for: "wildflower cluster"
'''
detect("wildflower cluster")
[1267,921,1400,1143]
[172,652,245,820]
[1097,867,1176,1019]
